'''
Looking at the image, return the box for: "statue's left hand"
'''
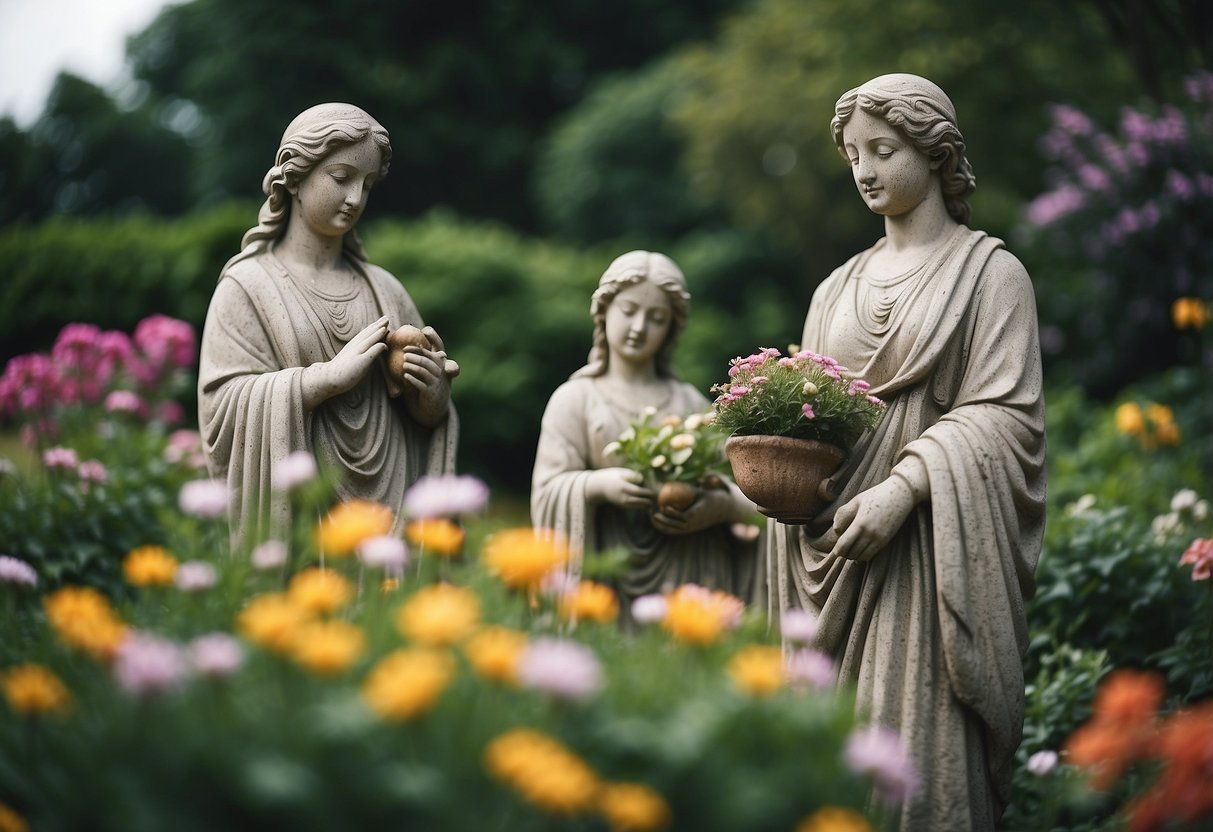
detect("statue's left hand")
[650,487,735,535]
[830,476,916,561]
[398,331,452,427]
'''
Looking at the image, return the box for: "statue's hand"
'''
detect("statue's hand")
[830,476,916,561]
[650,486,733,535]
[398,344,452,427]
[586,468,654,510]
[303,316,389,407]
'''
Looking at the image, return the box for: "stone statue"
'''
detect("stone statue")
[198,103,458,550]
[531,251,759,621]
[766,75,1046,830]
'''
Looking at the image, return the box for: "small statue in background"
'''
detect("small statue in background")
[198,103,458,549]
[767,75,1046,830]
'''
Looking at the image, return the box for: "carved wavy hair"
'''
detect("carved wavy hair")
[830,73,976,225]
[222,103,392,274]
[572,250,691,380]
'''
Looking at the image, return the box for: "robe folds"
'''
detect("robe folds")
[198,250,457,550]
[768,226,1046,831]
[532,377,758,619]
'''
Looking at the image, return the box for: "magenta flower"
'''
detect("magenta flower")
[1026,750,1059,776]
[0,555,38,587]
[174,561,219,592]
[847,379,871,396]
[403,474,489,519]
[178,478,230,519]
[251,540,288,571]
[133,314,197,372]
[156,401,185,425]
[785,648,836,690]
[630,594,668,625]
[1180,538,1213,580]
[105,390,145,416]
[843,725,920,805]
[188,633,245,678]
[516,637,603,701]
[42,447,79,471]
[113,632,189,697]
[802,404,816,420]
[272,451,317,490]
[780,609,819,645]
[357,535,409,571]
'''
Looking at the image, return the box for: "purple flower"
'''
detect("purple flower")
[272,451,317,490]
[1051,104,1094,136]
[174,561,218,592]
[516,637,603,701]
[0,555,38,587]
[179,478,229,518]
[1026,750,1059,776]
[780,609,819,645]
[42,446,78,471]
[844,725,920,805]
[630,594,668,624]
[357,535,409,571]
[1166,169,1195,201]
[403,474,490,519]
[785,648,836,690]
[188,632,245,678]
[113,631,189,696]
[251,540,289,571]
[1025,184,1085,228]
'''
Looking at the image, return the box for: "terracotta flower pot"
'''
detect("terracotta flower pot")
[725,435,847,524]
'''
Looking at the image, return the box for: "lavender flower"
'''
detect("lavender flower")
[178,478,229,518]
[785,648,836,690]
[0,555,38,587]
[780,609,819,645]
[516,637,603,701]
[42,446,78,471]
[403,474,490,519]
[272,451,317,490]
[113,632,189,696]
[188,633,245,678]
[174,561,219,592]
[357,535,409,571]
[843,725,920,805]
[630,594,668,625]
[250,540,289,571]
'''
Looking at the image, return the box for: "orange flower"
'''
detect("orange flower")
[405,518,465,557]
[2,664,71,715]
[236,593,310,654]
[559,581,619,624]
[482,528,569,590]
[0,802,27,832]
[597,782,672,832]
[1115,402,1145,436]
[796,806,873,832]
[727,645,785,696]
[123,545,178,587]
[660,585,741,646]
[288,619,366,676]
[361,647,455,722]
[287,567,354,615]
[484,728,600,816]
[396,583,481,646]
[1065,669,1165,790]
[1093,669,1165,724]
[463,626,527,685]
[43,586,127,661]
[1127,702,1213,830]
[1171,297,1208,330]
[315,499,395,556]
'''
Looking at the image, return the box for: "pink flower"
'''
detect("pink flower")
[164,430,202,464]
[105,390,145,416]
[844,725,920,805]
[848,379,871,396]
[866,395,884,407]
[77,460,108,483]
[730,385,752,398]
[780,609,819,645]
[539,569,578,599]
[251,540,288,571]
[357,536,409,571]
[1026,750,1059,776]
[272,451,317,490]
[42,446,79,471]
[516,637,603,701]
[156,401,185,425]
[1180,538,1213,580]
[731,522,761,542]
[188,633,245,678]
[178,478,229,518]
[174,561,218,592]
[113,631,189,696]
[802,404,816,420]
[403,474,490,519]
[133,314,197,371]
[630,594,668,624]
[785,648,836,690]
[0,555,38,587]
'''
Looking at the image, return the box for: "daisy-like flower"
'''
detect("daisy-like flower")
[188,632,245,678]
[361,647,455,722]
[727,645,785,696]
[785,648,837,690]
[123,546,179,587]
[0,555,37,588]
[516,637,603,701]
[272,451,317,490]
[287,568,354,615]
[112,631,189,697]
[316,500,395,557]
[174,560,218,592]
[396,583,480,646]
[178,478,229,519]
[483,528,569,590]
[403,474,490,519]
[357,535,409,571]
[630,594,668,625]
[250,540,289,571]
[463,626,528,685]
[597,782,673,832]
[2,663,71,715]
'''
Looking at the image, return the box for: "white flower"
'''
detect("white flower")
[251,540,289,571]
[1026,750,1059,776]
[357,535,409,570]
[1171,488,1199,512]
[642,406,657,417]
[669,433,696,450]
[1065,494,1097,517]
[631,594,668,624]
[684,413,704,431]
[174,561,218,592]
[272,451,318,490]
[801,381,819,398]
[178,478,230,518]
[780,609,819,645]
[1195,500,1209,522]
[650,454,668,468]
[602,441,623,458]
[1151,512,1183,541]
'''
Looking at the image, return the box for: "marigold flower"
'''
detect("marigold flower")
[287,568,354,615]
[463,626,528,685]
[405,518,465,557]
[484,728,601,816]
[2,664,71,715]
[315,499,395,556]
[727,645,785,696]
[396,583,481,646]
[483,528,569,590]
[559,581,619,624]
[597,782,672,832]
[361,647,455,721]
[44,585,127,661]
[236,593,310,654]
[1093,668,1165,725]
[1171,297,1208,330]
[795,806,873,832]
[0,801,28,832]
[660,584,741,646]
[123,545,179,587]
[1115,402,1145,435]
[289,619,366,676]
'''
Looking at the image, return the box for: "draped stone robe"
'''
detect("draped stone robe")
[198,250,458,551]
[532,377,758,621]
[768,226,1046,831]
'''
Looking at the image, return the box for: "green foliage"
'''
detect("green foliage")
[605,409,727,489]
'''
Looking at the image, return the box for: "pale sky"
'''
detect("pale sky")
[0,0,174,126]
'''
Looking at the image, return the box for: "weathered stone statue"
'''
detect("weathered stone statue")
[767,75,1046,830]
[531,251,759,620]
[198,103,458,549]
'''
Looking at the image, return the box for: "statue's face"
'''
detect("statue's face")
[604,279,672,368]
[292,135,382,238]
[841,108,935,218]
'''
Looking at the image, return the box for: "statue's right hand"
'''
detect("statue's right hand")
[303,316,389,406]
[586,468,654,510]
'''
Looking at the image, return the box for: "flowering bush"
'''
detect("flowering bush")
[710,347,884,448]
[604,408,728,490]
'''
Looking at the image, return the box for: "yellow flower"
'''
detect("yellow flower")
[315,499,395,556]
[43,586,126,661]
[1146,402,1175,427]
[1172,297,1208,330]
[463,626,527,685]
[482,528,569,590]
[661,586,729,646]
[727,645,785,696]
[405,518,465,557]
[559,581,620,624]
[288,619,366,676]
[484,728,600,816]
[1154,420,1181,445]
[396,583,481,646]
[597,782,672,832]
[361,647,455,721]
[123,545,178,587]
[2,664,71,715]
[381,577,400,593]
[1114,402,1145,436]
[0,802,27,832]
[236,593,310,654]
[287,567,354,615]
[795,806,873,832]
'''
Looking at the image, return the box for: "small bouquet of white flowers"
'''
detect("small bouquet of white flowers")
[603,409,730,512]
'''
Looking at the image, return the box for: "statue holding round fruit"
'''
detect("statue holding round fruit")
[198,103,459,549]
[531,251,760,621]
